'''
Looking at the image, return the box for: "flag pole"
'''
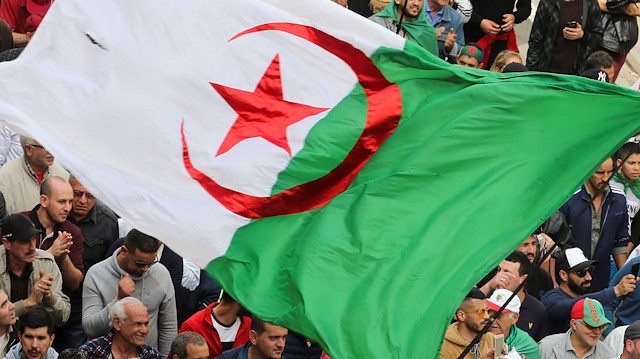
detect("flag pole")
[396,0,409,35]
[455,149,633,359]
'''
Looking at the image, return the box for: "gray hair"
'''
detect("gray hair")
[109,297,145,327]
[19,135,34,149]
[170,332,207,358]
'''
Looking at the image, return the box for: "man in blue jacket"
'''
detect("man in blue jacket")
[559,157,630,292]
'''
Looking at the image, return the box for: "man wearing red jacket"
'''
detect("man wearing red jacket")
[179,292,252,358]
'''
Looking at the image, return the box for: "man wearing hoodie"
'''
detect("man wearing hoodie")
[4,306,58,359]
[82,230,176,358]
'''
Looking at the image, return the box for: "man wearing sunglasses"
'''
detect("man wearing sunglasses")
[439,287,497,359]
[539,298,615,359]
[542,247,637,335]
[82,229,177,358]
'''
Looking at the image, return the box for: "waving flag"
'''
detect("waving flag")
[0,0,639,357]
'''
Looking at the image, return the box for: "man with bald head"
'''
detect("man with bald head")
[20,176,85,351]
[0,136,69,214]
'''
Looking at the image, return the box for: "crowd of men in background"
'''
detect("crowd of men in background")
[0,0,638,358]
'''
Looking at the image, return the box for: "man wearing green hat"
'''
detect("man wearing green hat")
[369,0,439,56]
[539,298,616,359]
[456,43,484,68]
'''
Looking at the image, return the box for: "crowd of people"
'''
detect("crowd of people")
[0,0,637,359]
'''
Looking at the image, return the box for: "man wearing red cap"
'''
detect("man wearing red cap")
[0,0,52,47]
[539,298,615,358]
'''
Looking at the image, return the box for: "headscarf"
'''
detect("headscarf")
[613,172,640,200]
[372,1,438,56]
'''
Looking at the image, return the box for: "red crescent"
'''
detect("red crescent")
[182,23,402,219]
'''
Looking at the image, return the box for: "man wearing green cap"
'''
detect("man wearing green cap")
[456,43,484,68]
[369,0,439,56]
[539,298,615,359]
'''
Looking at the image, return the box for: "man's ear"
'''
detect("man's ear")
[559,269,569,282]
[456,309,465,322]
[512,313,520,323]
[1,238,10,249]
[618,158,623,168]
[113,318,122,331]
[39,194,48,208]
[249,330,258,345]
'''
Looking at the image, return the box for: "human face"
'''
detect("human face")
[0,291,16,328]
[395,0,423,20]
[24,142,54,173]
[250,323,288,359]
[115,303,149,347]
[457,55,480,68]
[70,178,97,220]
[19,327,54,359]
[587,158,613,193]
[41,181,73,224]
[488,311,518,336]
[602,66,615,83]
[332,0,348,6]
[184,343,209,359]
[517,236,537,263]
[3,237,37,264]
[571,319,604,348]
[460,298,492,333]
[628,338,640,359]
[566,268,593,295]
[619,153,640,182]
[122,246,158,277]
[496,260,525,292]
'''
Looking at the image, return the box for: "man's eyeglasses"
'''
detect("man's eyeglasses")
[574,267,593,278]
[584,323,608,331]
[467,307,496,318]
[28,144,44,149]
[73,190,96,200]
[133,258,159,268]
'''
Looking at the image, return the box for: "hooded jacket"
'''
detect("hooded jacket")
[82,249,177,357]
[3,343,58,359]
[439,322,494,359]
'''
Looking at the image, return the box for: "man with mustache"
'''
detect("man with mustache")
[80,298,160,359]
[0,214,69,326]
[542,247,636,334]
[559,157,630,292]
[19,176,84,351]
[0,136,69,215]
[4,306,58,359]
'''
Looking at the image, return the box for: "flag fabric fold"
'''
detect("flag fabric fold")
[0,0,638,358]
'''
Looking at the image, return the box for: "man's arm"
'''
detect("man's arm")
[525,2,549,70]
[157,285,178,358]
[82,268,117,338]
[46,231,84,291]
[40,259,71,326]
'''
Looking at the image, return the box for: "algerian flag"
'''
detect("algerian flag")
[0,0,639,358]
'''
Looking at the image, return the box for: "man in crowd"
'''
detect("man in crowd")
[369,0,439,56]
[425,0,464,62]
[542,247,636,334]
[170,332,209,359]
[67,176,119,271]
[584,51,616,83]
[80,297,161,359]
[214,317,287,359]
[20,176,85,350]
[480,252,549,341]
[0,214,70,326]
[604,256,640,335]
[560,157,630,292]
[456,43,484,68]
[0,137,69,214]
[0,0,52,47]
[82,230,176,357]
[179,291,251,358]
[485,289,539,359]
[0,289,17,357]
[539,298,615,358]
[619,321,640,359]
[439,287,495,358]
[4,306,58,359]
[516,234,553,299]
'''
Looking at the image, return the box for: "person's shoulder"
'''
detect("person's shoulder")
[594,339,617,356]
[94,203,118,222]
[0,156,23,176]
[538,332,566,346]
[214,346,243,359]
[34,248,55,261]
[46,164,69,179]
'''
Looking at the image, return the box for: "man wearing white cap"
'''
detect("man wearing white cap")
[486,289,540,359]
[542,247,637,334]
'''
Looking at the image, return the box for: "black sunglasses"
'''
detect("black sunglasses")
[574,267,593,278]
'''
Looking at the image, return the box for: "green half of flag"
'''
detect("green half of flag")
[207,41,640,359]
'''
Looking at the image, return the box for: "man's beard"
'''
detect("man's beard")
[568,276,591,295]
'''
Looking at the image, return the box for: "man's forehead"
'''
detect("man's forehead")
[499,260,519,272]
[597,158,613,171]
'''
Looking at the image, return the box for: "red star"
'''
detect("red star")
[212,54,329,156]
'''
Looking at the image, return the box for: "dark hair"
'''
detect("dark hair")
[221,291,237,303]
[616,142,640,165]
[19,306,54,335]
[251,317,269,334]
[40,176,68,197]
[59,349,88,359]
[585,50,614,71]
[459,287,486,311]
[170,332,206,358]
[124,229,160,254]
[505,251,531,276]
